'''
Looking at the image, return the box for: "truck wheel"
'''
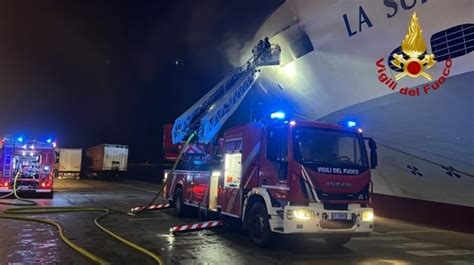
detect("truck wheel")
[246,202,272,247]
[174,188,186,217]
[324,236,351,247]
[45,191,54,199]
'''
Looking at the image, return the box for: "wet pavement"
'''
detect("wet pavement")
[0,179,473,264]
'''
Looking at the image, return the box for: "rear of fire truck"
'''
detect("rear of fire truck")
[0,137,55,198]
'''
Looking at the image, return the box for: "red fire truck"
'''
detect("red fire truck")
[159,41,377,246]
[164,118,377,246]
[0,137,55,198]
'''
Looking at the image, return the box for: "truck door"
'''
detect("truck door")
[259,126,289,200]
[222,139,242,218]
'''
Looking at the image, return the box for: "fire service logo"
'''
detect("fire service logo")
[375,12,452,96]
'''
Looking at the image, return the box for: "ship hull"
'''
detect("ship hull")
[250,0,474,231]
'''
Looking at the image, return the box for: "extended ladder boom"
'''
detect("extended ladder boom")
[172,42,281,144]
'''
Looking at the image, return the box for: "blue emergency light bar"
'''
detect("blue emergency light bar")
[270,111,286,120]
[339,120,357,128]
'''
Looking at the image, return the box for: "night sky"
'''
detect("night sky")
[0,0,283,162]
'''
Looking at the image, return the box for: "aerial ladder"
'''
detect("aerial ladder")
[172,41,281,146]
[131,40,281,215]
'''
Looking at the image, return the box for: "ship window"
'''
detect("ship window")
[289,33,314,59]
[431,24,473,61]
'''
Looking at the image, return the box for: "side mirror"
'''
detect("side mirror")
[370,149,378,169]
[368,138,377,150]
[365,138,378,169]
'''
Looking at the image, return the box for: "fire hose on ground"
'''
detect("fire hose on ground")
[129,132,196,215]
[0,166,164,264]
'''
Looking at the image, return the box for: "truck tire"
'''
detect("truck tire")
[174,188,186,217]
[246,202,272,247]
[324,236,351,247]
[44,191,54,199]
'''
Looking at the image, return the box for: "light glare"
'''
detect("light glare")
[281,62,296,78]
[270,111,286,120]
[362,211,374,222]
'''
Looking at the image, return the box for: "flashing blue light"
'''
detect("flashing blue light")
[339,120,358,128]
[270,111,286,120]
[17,137,23,142]
[46,138,52,144]
[347,121,357,128]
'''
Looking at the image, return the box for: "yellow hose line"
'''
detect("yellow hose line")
[1,157,165,264]
[2,208,164,264]
[0,214,109,265]
[131,132,196,215]
[0,170,36,205]
[94,212,164,264]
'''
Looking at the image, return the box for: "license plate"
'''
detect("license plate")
[331,213,347,220]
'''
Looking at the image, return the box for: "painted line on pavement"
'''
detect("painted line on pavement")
[393,242,444,248]
[383,229,443,234]
[128,217,169,221]
[116,183,160,193]
[446,260,474,265]
[406,249,474,257]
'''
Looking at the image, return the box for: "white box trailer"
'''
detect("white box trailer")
[57,148,82,179]
[85,144,128,178]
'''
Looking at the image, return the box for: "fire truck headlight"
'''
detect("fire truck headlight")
[362,210,374,222]
[211,170,221,177]
[163,172,168,183]
[287,209,314,221]
[44,166,50,171]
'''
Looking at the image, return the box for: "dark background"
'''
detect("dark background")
[0,0,283,162]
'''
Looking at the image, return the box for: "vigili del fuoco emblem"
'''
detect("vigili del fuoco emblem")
[391,12,436,80]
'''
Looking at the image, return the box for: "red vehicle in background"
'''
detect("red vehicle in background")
[0,137,55,198]
[163,117,378,246]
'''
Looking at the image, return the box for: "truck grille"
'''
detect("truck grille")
[323,203,348,210]
[320,220,355,229]
[16,180,38,189]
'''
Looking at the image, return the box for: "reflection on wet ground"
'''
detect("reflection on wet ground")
[1,179,473,264]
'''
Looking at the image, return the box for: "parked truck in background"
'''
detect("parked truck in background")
[57,148,82,179]
[0,137,55,198]
[85,144,128,179]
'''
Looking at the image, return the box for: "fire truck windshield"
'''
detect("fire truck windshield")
[293,127,368,170]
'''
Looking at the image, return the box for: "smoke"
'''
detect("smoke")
[218,32,255,67]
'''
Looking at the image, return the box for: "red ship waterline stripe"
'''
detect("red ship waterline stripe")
[372,193,474,234]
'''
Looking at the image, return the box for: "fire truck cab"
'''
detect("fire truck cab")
[0,137,55,198]
[164,119,378,246]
